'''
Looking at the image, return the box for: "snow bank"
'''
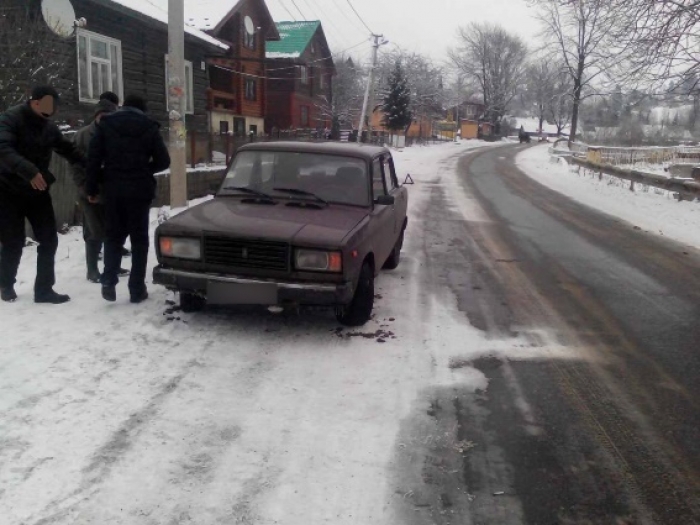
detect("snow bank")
[517,145,700,250]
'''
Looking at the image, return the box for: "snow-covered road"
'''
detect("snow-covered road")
[1,140,523,525]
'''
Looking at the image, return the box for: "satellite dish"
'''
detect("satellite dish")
[244,15,255,35]
[42,0,76,38]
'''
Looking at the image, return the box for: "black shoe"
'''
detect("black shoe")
[118,268,130,276]
[1,287,17,302]
[101,285,116,302]
[87,270,102,283]
[35,289,70,304]
[130,289,149,304]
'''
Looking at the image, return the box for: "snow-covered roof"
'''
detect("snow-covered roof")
[184,0,242,30]
[107,0,230,50]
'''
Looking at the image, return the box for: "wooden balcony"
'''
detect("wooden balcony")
[207,89,237,113]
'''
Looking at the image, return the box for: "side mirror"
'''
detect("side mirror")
[374,194,395,206]
[403,174,415,185]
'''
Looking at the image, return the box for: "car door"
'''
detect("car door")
[370,155,396,268]
[383,154,407,237]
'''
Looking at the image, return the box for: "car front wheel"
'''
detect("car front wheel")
[336,262,374,326]
[180,291,206,313]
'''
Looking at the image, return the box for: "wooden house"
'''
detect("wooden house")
[191,0,280,137]
[2,0,230,133]
[264,21,335,132]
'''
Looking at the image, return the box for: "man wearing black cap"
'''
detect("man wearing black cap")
[86,94,170,303]
[0,85,85,304]
[71,98,129,283]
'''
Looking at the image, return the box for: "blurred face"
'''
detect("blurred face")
[30,96,56,119]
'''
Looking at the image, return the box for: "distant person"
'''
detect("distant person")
[86,94,170,303]
[70,99,129,283]
[0,86,85,303]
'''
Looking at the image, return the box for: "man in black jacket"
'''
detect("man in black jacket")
[0,86,85,304]
[86,94,170,303]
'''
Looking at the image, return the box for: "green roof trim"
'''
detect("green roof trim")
[266,21,320,59]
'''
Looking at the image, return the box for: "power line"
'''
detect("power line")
[345,0,373,34]
[276,0,297,21]
[211,39,371,80]
[290,0,306,20]
[266,39,370,71]
[329,0,369,36]
[302,0,357,49]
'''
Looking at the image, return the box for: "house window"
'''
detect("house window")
[76,29,123,103]
[319,73,325,90]
[245,78,257,101]
[164,56,194,114]
[300,66,308,84]
[220,121,229,134]
[300,105,309,127]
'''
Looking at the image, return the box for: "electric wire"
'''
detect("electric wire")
[345,0,373,34]
[275,0,298,21]
[290,0,307,20]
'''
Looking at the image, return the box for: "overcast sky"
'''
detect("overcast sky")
[188,0,544,67]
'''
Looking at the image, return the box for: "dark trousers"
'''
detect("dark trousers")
[80,196,106,242]
[102,195,151,293]
[0,190,58,294]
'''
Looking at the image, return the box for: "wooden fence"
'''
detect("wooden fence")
[46,155,226,230]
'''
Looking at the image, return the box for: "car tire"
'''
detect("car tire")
[336,262,374,326]
[383,229,405,270]
[180,291,206,313]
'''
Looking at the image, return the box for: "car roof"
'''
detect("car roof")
[236,141,390,161]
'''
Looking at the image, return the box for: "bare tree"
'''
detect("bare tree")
[0,5,71,112]
[548,65,574,135]
[615,0,700,92]
[316,55,365,136]
[528,0,629,143]
[449,23,528,134]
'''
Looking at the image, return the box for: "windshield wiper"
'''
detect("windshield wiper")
[273,187,328,206]
[220,186,275,201]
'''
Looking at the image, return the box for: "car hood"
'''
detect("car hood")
[160,197,369,247]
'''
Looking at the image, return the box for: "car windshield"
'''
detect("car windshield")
[219,151,370,206]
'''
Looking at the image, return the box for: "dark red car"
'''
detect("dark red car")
[153,141,410,326]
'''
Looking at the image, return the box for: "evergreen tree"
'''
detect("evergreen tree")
[382,61,413,132]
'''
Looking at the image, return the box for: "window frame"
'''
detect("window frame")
[384,155,399,190]
[76,29,124,104]
[300,105,309,127]
[372,157,388,199]
[300,65,309,85]
[245,78,257,101]
[164,55,195,115]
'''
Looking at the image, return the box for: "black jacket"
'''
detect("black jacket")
[86,107,171,200]
[0,103,85,195]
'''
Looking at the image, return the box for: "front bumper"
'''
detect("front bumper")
[153,266,355,306]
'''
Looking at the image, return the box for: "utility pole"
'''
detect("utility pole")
[454,75,463,142]
[168,0,187,208]
[358,34,384,142]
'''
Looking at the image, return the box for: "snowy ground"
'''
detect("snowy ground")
[517,145,700,250]
[0,139,551,525]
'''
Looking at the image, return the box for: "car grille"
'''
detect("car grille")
[204,236,290,271]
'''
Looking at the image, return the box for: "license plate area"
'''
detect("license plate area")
[207,282,278,305]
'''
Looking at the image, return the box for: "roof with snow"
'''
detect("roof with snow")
[266,21,321,59]
[185,0,280,41]
[103,0,229,50]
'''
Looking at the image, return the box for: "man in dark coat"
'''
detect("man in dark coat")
[0,86,85,303]
[71,99,128,282]
[86,94,170,303]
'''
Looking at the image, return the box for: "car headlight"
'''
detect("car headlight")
[159,236,202,260]
[295,249,342,272]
